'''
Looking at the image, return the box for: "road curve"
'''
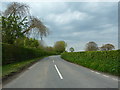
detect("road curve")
[3,55,118,88]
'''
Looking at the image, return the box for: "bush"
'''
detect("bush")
[2,43,56,65]
[61,50,119,76]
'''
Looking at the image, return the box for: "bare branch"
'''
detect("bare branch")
[4,2,29,17]
[22,16,49,40]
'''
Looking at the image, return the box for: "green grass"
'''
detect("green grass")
[61,50,119,76]
[1,56,46,78]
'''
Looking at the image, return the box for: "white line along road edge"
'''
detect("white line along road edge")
[54,65,63,79]
[95,72,100,74]
[103,75,109,78]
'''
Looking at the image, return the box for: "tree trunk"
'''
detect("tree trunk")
[40,36,43,41]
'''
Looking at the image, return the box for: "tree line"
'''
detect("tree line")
[69,41,115,52]
[1,2,115,54]
[1,2,67,54]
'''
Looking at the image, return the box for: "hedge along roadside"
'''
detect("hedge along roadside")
[61,50,119,76]
[2,43,56,65]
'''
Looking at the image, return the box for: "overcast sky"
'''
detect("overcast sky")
[1,1,118,51]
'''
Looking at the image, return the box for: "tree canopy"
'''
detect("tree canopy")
[54,41,67,53]
[85,41,98,51]
[2,2,49,44]
[100,44,115,51]
[69,47,74,52]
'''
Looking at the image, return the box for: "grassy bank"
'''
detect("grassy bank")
[61,50,119,76]
[1,56,46,80]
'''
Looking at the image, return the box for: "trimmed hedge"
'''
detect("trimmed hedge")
[2,43,56,65]
[61,50,119,76]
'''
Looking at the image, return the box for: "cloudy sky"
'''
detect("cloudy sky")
[1,1,118,51]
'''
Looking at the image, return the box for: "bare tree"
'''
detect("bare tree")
[85,41,98,51]
[4,2,49,40]
[4,2,29,17]
[100,44,115,51]
[22,16,49,40]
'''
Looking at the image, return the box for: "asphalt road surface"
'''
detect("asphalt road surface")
[3,55,118,88]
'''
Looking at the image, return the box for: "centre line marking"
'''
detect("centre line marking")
[53,60,54,63]
[54,65,63,79]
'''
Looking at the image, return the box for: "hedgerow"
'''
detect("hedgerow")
[61,50,119,76]
[2,43,56,65]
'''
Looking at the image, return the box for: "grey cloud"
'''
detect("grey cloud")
[2,2,118,51]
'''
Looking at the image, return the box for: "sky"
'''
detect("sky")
[1,1,118,51]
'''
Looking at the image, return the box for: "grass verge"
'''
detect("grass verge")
[1,56,47,81]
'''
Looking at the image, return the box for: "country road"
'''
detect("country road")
[3,55,118,88]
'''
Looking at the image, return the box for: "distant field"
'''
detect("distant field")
[61,50,119,76]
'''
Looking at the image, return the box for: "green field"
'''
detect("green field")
[61,50,119,76]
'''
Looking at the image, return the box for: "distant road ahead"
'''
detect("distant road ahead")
[3,55,118,88]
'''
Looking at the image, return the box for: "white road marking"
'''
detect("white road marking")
[28,63,38,69]
[95,72,100,74]
[53,60,54,63]
[90,69,118,81]
[103,75,109,78]
[54,65,63,79]
[112,78,118,81]
[90,70,95,72]
[29,66,33,69]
